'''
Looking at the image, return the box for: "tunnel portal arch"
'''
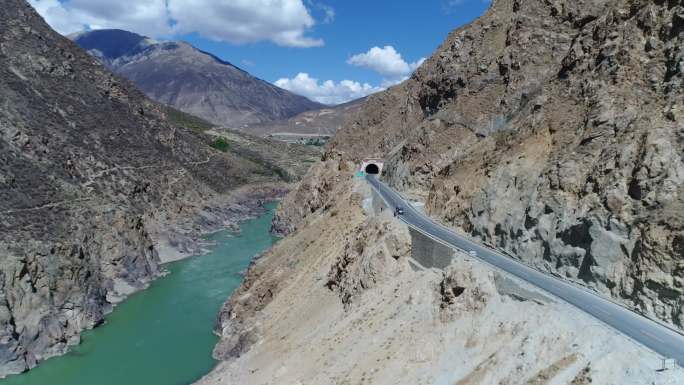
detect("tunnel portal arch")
[360,158,384,175]
[365,163,380,174]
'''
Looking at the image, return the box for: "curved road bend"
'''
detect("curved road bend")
[366,175,684,367]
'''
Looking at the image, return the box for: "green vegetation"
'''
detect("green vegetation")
[304,137,327,146]
[210,137,230,152]
[242,151,291,181]
[166,107,214,133]
[208,133,292,181]
[290,136,331,146]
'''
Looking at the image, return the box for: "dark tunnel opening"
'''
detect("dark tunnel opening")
[365,163,380,174]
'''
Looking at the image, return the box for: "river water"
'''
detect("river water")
[1,203,279,385]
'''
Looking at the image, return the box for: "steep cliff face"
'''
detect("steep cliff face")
[0,0,311,377]
[304,0,683,329]
[271,158,353,236]
[200,3,684,381]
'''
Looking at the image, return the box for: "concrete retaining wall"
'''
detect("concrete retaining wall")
[371,186,454,269]
[408,228,455,269]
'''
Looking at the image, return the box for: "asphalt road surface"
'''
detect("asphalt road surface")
[367,174,684,367]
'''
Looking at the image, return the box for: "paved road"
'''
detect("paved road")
[366,174,684,367]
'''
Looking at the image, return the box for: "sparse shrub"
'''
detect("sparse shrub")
[210,137,230,152]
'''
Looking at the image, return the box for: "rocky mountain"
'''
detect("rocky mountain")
[243,97,365,138]
[200,163,680,385]
[0,0,317,377]
[200,0,684,383]
[71,29,324,127]
[321,0,684,330]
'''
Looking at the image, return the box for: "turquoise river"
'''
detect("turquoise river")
[1,202,279,385]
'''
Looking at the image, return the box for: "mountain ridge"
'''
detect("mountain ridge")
[199,0,684,383]
[287,0,684,330]
[0,1,317,377]
[237,97,366,140]
[71,29,324,128]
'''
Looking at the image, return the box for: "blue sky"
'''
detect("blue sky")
[30,0,490,104]
[183,1,490,85]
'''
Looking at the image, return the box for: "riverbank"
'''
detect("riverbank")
[148,183,289,264]
[0,203,280,385]
[101,184,289,311]
[199,170,684,385]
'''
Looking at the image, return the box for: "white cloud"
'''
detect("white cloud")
[29,0,172,38]
[348,46,425,85]
[321,6,336,23]
[29,0,82,34]
[307,1,335,24]
[28,0,325,48]
[380,77,407,88]
[412,57,427,69]
[348,46,408,78]
[276,47,425,105]
[169,0,323,47]
[275,73,383,105]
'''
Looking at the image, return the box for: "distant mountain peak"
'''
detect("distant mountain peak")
[71,29,323,127]
[72,29,152,60]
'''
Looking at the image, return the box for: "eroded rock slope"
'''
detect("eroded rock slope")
[0,0,314,377]
[289,0,684,329]
[199,172,682,384]
[200,0,684,383]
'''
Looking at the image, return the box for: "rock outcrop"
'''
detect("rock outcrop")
[0,1,315,377]
[270,159,353,236]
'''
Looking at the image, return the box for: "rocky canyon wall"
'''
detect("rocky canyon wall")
[0,0,307,376]
[281,0,684,330]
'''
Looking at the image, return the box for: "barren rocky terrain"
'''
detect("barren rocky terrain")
[201,0,684,383]
[199,170,683,384]
[243,97,365,138]
[203,128,323,183]
[290,0,684,330]
[4,0,682,382]
[0,0,317,377]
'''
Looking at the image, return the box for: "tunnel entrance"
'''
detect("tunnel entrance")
[365,163,380,174]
